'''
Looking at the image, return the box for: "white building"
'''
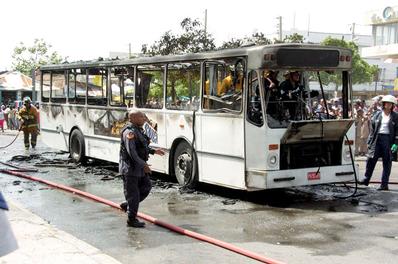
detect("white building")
[361,6,398,93]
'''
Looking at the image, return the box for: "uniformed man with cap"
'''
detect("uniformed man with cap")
[18,97,39,150]
[119,110,164,227]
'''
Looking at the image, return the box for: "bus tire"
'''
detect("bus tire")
[173,141,198,188]
[69,129,86,164]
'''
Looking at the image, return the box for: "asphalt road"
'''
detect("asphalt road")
[0,132,397,263]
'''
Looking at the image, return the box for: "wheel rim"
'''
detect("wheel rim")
[175,152,192,184]
[71,136,81,160]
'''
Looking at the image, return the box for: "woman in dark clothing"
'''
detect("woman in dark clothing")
[359,95,398,190]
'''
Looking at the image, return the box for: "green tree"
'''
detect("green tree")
[11,39,65,76]
[319,37,378,87]
[220,32,271,49]
[142,18,215,56]
[283,33,304,43]
[142,18,214,104]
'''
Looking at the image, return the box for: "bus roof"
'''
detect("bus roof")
[40,43,352,71]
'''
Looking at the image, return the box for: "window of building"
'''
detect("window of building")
[202,58,245,112]
[51,71,67,103]
[87,68,107,106]
[136,65,164,109]
[166,62,200,110]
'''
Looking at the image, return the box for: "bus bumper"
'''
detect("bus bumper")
[246,164,358,190]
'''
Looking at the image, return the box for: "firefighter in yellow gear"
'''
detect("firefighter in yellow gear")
[18,97,39,150]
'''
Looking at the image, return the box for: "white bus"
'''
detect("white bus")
[39,44,356,190]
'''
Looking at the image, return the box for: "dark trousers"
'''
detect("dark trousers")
[122,174,152,219]
[364,134,392,187]
[23,128,38,149]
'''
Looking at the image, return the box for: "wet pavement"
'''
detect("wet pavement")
[1,132,398,263]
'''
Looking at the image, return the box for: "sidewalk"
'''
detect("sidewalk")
[0,201,121,264]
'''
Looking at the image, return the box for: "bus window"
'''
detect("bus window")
[51,71,67,103]
[136,65,164,109]
[87,68,107,106]
[166,62,200,111]
[203,58,245,112]
[124,66,135,107]
[41,72,50,102]
[110,67,124,107]
[247,70,263,126]
[68,69,86,105]
[68,70,76,103]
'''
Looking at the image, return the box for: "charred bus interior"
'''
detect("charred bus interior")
[251,68,352,170]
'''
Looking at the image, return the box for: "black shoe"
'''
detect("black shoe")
[377,186,389,191]
[120,202,127,212]
[127,218,145,228]
[358,179,369,186]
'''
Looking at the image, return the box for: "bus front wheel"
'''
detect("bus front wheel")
[69,129,86,164]
[173,141,198,188]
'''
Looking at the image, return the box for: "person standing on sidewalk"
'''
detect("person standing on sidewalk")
[119,110,164,227]
[0,191,18,256]
[359,95,398,190]
[0,106,5,133]
[18,97,39,150]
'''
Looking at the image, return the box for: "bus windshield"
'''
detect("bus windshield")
[253,69,351,128]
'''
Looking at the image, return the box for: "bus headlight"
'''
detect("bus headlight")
[343,149,352,162]
[268,154,278,167]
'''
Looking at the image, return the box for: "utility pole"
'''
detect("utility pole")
[204,9,207,35]
[204,9,208,48]
[276,16,282,41]
[351,22,356,41]
[128,43,131,59]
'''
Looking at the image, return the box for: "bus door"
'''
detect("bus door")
[199,60,246,189]
[244,70,268,188]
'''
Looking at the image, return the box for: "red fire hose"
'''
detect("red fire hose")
[0,169,285,264]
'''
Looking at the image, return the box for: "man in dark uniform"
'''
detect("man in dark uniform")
[119,110,164,227]
[0,191,18,256]
[279,71,302,119]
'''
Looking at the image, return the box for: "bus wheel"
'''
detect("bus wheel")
[173,141,198,188]
[69,129,86,164]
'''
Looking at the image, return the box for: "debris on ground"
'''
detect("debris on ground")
[13,180,21,185]
[222,199,237,205]
[101,175,115,181]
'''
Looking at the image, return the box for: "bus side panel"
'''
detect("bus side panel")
[140,110,167,173]
[164,111,197,173]
[198,114,246,189]
[40,103,69,151]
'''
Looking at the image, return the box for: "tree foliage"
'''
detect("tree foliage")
[283,33,304,43]
[320,37,378,86]
[141,18,215,56]
[11,39,64,76]
[220,32,271,49]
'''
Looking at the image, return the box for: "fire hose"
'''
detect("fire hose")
[0,169,285,264]
[0,131,20,149]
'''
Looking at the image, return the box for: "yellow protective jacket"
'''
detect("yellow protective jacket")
[18,105,39,129]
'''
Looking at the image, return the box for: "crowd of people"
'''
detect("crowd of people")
[310,95,398,157]
[0,104,20,132]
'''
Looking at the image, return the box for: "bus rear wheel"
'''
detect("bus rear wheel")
[173,141,198,188]
[69,129,86,164]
